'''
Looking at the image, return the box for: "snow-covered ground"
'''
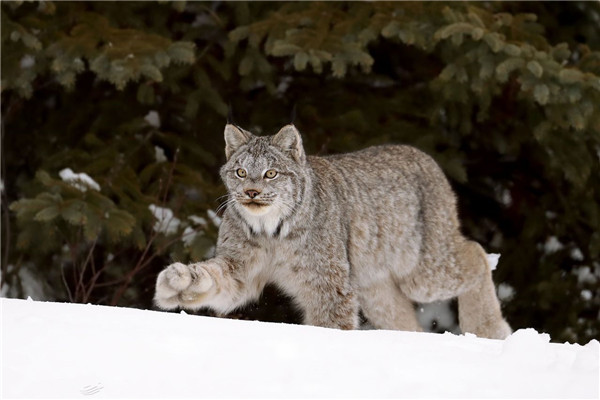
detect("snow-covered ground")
[1,298,598,399]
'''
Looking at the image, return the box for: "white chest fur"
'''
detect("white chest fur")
[239,204,282,236]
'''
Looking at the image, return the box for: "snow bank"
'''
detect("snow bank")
[1,298,598,399]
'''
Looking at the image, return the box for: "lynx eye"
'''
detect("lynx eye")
[264,169,278,179]
[235,168,247,178]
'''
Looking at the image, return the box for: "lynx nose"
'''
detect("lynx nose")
[244,189,261,199]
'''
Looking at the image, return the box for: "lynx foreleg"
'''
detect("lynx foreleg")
[155,258,258,313]
[293,263,360,330]
[154,262,216,310]
[301,292,359,330]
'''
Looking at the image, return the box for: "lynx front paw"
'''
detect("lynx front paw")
[154,262,214,310]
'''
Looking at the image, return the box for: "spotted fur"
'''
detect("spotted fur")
[155,124,511,338]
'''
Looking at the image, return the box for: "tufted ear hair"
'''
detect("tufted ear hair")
[271,124,306,164]
[224,124,252,160]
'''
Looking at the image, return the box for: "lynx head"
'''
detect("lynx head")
[219,124,308,235]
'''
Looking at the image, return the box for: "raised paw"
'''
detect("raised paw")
[154,262,214,310]
[165,262,193,291]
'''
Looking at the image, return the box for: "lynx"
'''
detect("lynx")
[155,124,512,339]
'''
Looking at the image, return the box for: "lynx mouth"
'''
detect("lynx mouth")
[238,199,271,209]
[242,201,269,208]
[237,199,274,216]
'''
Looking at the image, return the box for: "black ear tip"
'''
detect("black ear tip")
[290,103,297,125]
[227,102,235,125]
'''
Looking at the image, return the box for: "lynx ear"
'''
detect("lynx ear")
[272,124,306,164]
[224,124,252,160]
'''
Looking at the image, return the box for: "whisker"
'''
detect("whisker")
[216,197,237,214]
[216,199,236,213]
[214,193,231,202]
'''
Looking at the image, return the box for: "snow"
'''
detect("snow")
[144,110,161,128]
[581,290,593,301]
[181,226,197,247]
[148,204,180,235]
[497,282,516,301]
[180,216,210,247]
[496,187,512,207]
[576,265,599,284]
[154,146,167,163]
[543,235,564,254]
[19,55,35,69]
[188,215,208,226]
[571,247,584,261]
[276,76,293,95]
[0,264,54,301]
[59,168,101,192]
[486,253,500,270]
[207,209,222,227]
[2,298,598,399]
[416,300,458,334]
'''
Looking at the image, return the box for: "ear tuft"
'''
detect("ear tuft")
[224,124,252,160]
[271,125,306,164]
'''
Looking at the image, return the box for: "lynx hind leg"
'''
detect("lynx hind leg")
[456,241,512,339]
[358,280,422,332]
[400,240,511,339]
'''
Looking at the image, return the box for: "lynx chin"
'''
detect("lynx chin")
[155,123,511,339]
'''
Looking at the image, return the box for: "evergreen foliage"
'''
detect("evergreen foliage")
[2,1,599,343]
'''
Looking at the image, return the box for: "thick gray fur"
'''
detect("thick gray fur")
[155,124,511,338]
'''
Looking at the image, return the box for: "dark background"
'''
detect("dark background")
[2,1,599,344]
